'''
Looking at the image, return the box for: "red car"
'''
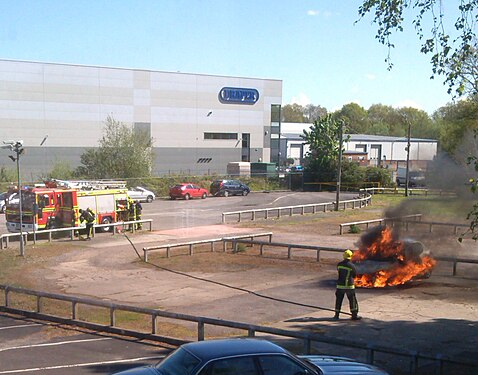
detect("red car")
[169,183,209,200]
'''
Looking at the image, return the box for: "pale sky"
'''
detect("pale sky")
[0,0,461,114]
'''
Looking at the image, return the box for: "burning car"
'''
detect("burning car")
[352,226,436,288]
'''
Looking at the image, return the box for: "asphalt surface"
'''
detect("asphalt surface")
[1,190,477,374]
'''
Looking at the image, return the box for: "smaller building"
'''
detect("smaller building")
[280,123,438,171]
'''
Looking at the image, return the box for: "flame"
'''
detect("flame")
[353,227,436,288]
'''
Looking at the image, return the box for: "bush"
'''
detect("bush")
[348,224,361,234]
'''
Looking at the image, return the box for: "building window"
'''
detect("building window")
[204,133,238,140]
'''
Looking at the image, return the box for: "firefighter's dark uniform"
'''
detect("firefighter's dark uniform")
[135,201,143,229]
[334,250,360,320]
[79,208,95,240]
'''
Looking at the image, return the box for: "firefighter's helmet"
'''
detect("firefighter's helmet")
[343,249,353,260]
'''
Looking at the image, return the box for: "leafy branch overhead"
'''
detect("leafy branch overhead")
[358,0,478,97]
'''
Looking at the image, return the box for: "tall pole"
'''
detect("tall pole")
[335,120,344,211]
[14,142,24,256]
[405,119,411,197]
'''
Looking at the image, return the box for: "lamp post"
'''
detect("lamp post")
[2,140,25,256]
[335,120,344,211]
[401,114,412,197]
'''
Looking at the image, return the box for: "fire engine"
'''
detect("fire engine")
[5,180,131,233]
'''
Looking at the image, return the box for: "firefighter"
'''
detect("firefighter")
[334,249,361,320]
[127,198,136,231]
[79,208,95,240]
[134,200,143,229]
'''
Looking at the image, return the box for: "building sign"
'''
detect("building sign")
[219,87,259,105]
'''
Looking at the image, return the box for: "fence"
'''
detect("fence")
[222,194,372,223]
[142,232,273,262]
[0,284,476,374]
[359,187,455,196]
[0,219,153,250]
[339,214,423,235]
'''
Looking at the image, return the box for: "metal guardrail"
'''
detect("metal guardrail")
[339,214,423,235]
[1,284,476,374]
[0,219,153,250]
[359,187,455,196]
[222,194,372,223]
[399,219,470,235]
[227,239,478,278]
[142,232,273,262]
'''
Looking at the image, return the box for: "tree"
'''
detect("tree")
[75,115,154,179]
[304,104,327,122]
[332,103,369,134]
[301,115,343,181]
[358,0,478,98]
[281,103,306,123]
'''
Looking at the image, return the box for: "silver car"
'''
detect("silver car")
[127,187,155,203]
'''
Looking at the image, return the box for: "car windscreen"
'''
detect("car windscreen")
[155,347,201,375]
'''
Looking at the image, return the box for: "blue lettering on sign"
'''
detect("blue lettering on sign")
[219,87,259,105]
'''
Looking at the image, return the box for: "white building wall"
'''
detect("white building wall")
[0,59,282,176]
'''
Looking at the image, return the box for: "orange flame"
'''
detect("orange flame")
[353,227,436,288]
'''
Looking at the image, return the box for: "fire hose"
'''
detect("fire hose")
[123,233,351,316]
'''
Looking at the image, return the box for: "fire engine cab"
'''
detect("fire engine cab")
[5,180,130,233]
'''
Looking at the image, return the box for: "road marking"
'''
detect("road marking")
[0,355,165,373]
[268,193,300,204]
[0,337,112,352]
[0,324,43,330]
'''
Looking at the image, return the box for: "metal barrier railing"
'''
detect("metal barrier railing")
[339,214,423,235]
[359,187,455,196]
[0,219,153,251]
[142,232,273,262]
[222,194,372,223]
[1,284,476,374]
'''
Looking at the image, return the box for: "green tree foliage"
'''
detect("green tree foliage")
[358,0,477,98]
[75,115,154,179]
[45,160,75,180]
[0,166,16,183]
[341,160,366,187]
[364,166,393,187]
[281,104,306,123]
[302,115,342,181]
[434,98,478,156]
[304,104,328,122]
[332,103,369,134]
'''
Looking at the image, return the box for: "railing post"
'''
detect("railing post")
[110,306,116,327]
[260,243,264,256]
[453,261,457,276]
[211,241,215,252]
[222,213,225,223]
[366,346,374,364]
[152,314,157,334]
[316,250,320,262]
[287,245,292,259]
[198,321,205,341]
[189,244,193,256]
[252,211,255,221]
[265,209,269,219]
[72,301,78,320]
[5,287,9,306]
[248,328,255,337]
[37,296,42,313]
[238,212,241,222]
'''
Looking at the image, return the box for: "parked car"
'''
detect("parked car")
[169,183,209,200]
[210,179,250,197]
[127,187,155,203]
[114,338,389,375]
[0,192,7,213]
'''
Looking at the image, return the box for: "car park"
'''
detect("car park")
[169,183,209,200]
[210,179,250,197]
[114,338,389,375]
[127,187,156,203]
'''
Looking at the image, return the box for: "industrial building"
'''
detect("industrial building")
[281,123,438,170]
[0,59,282,179]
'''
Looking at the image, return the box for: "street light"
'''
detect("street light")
[2,140,25,256]
[335,120,344,211]
[400,114,412,197]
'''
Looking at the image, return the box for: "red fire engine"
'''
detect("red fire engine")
[5,181,130,233]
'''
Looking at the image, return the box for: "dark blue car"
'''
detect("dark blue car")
[114,338,388,375]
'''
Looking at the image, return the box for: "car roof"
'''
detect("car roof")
[181,339,288,361]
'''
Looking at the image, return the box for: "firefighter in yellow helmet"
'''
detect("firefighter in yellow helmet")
[334,249,361,320]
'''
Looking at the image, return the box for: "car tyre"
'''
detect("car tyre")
[184,193,190,200]
[242,190,249,196]
[101,217,112,233]
[223,190,229,197]
[170,196,176,200]
[201,192,207,199]
[146,195,153,203]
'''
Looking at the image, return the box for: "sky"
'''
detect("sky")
[0,0,462,115]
